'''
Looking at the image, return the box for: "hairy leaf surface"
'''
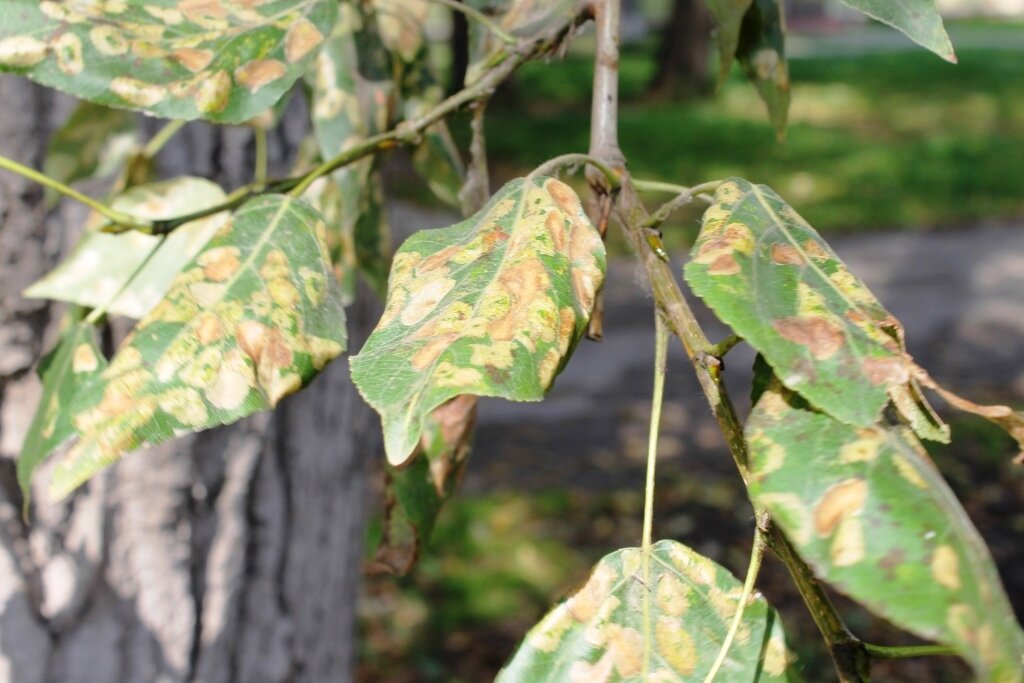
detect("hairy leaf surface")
[497,540,800,682]
[351,177,605,466]
[370,395,477,575]
[747,382,1024,682]
[18,321,107,501]
[0,0,336,123]
[25,177,229,318]
[736,0,789,139]
[838,0,955,62]
[47,195,346,500]
[706,0,754,82]
[43,101,137,204]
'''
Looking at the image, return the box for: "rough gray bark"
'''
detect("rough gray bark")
[0,76,376,683]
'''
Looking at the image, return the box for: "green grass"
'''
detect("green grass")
[467,34,1024,235]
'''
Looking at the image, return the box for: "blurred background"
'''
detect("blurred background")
[361,1,1024,681]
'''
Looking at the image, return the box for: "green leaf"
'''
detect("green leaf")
[351,176,605,466]
[370,395,477,575]
[706,0,754,82]
[497,540,800,682]
[838,0,955,62]
[747,381,1024,681]
[310,2,394,296]
[736,0,790,139]
[18,321,107,501]
[45,195,347,500]
[0,0,337,123]
[24,177,229,319]
[43,101,137,205]
[683,178,943,433]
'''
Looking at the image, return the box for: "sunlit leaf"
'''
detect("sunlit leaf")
[24,177,229,319]
[43,101,137,205]
[310,2,394,296]
[18,320,107,502]
[370,395,477,575]
[497,540,800,682]
[46,195,346,500]
[684,178,936,430]
[706,0,754,82]
[747,380,1024,681]
[351,176,605,466]
[685,178,1024,455]
[0,0,337,123]
[838,0,955,62]
[736,0,789,139]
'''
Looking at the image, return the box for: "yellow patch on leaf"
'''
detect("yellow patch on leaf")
[198,246,241,282]
[72,343,100,374]
[830,517,866,566]
[839,430,884,463]
[52,33,84,76]
[0,36,48,67]
[111,77,167,108]
[814,478,868,536]
[567,562,617,623]
[931,545,961,590]
[656,617,697,675]
[605,624,643,677]
[655,572,690,617]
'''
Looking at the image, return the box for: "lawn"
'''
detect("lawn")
[463,27,1024,238]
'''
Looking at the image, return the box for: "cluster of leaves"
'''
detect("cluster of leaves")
[2,0,1022,681]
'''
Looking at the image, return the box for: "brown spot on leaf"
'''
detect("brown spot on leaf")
[285,18,324,63]
[236,320,269,362]
[814,478,868,536]
[545,178,582,215]
[606,624,643,677]
[196,69,231,114]
[803,239,830,261]
[172,47,214,72]
[199,246,241,281]
[771,243,805,266]
[566,562,616,622]
[195,312,224,344]
[774,316,844,360]
[411,337,452,370]
[545,211,565,252]
[861,355,909,386]
[708,252,740,275]
[235,59,285,92]
[487,261,549,342]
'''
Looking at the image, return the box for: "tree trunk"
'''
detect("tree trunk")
[649,0,712,97]
[0,77,376,683]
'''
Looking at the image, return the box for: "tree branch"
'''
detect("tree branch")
[585,0,872,679]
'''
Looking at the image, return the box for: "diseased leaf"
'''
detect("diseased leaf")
[838,0,955,62]
[18,321,107,502]
[402,67,466,208]
[747,381,1024,682]
[497,540,800,682]
[46,195,347,500]
[310,2,393,296]
[0,0,337,123]
[351,176,605,466]
[706,0,754,82]
[25,178,229,319]
[373,0,430,64]
[684,178,937,430]
[736,0,789,139]
[43,101,137,205]
[685,178,1024,455]
[370,395,477,575]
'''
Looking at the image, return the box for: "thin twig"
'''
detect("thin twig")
[641,312,669,680]
[427,0,516,44]
[254,127,268,185]
[643,179,722,229]
[863,643,957,659]
[0,154,147,230]
[142,119,186,158]
[527,153,621,190]
[704,515,768,683]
